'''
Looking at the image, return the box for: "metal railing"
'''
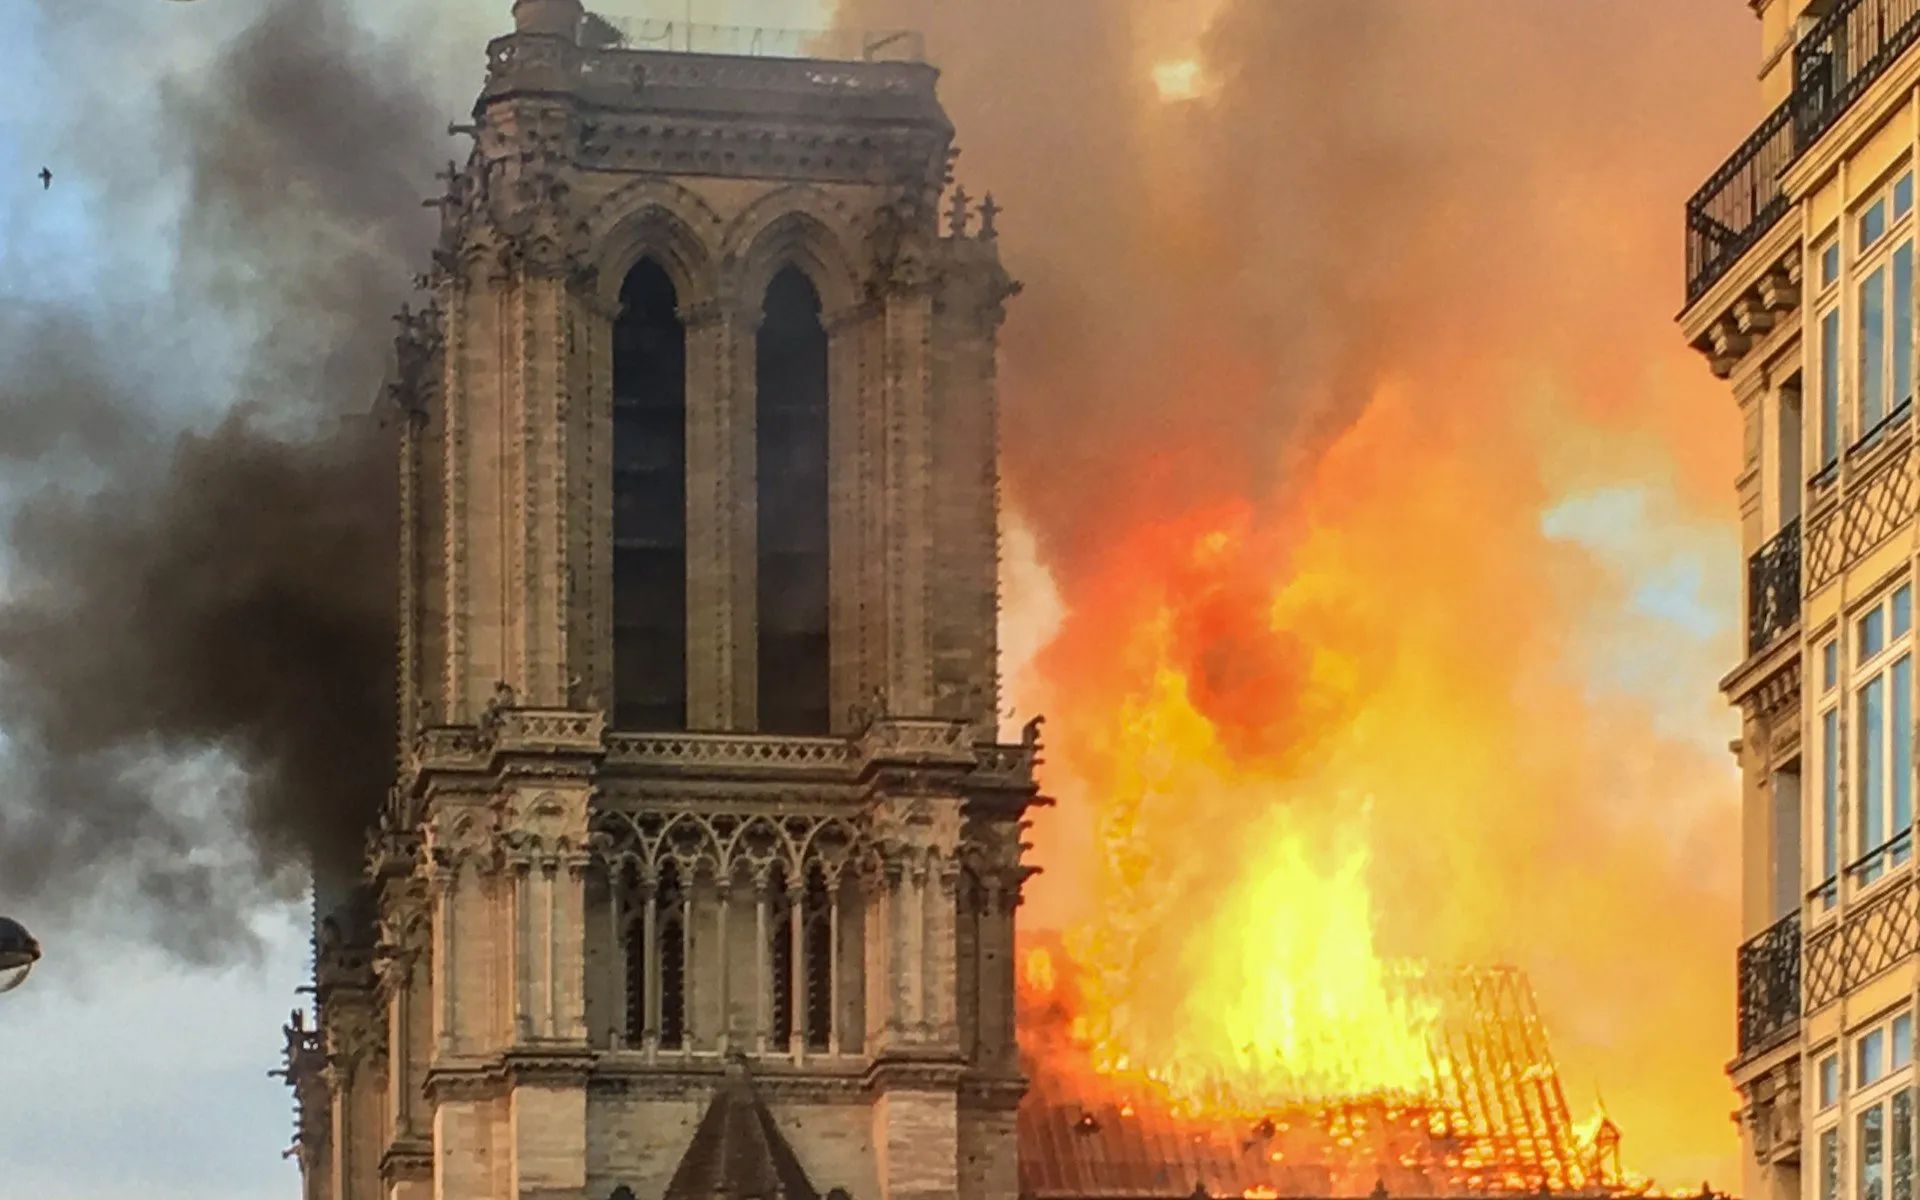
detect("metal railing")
[1748,516,1803,656]
[1794,0,1920,150]
[1737,910,1802,1054]
[1685,0,1920,306]
[583,15,925,63]
[1685,101,1794,307]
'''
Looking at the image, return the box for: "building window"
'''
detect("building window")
[1828,240,1845,289]
[1829,1125,1845,1200]
[755,266,831,736]
[622,861,689,1051]
[1865,1027,1890,1089]
[1850,584,1915,887]
[612,258,689,732]
[1823,705,1842,909]
[765,862,836,1054]
[1866,1103,1888,1200]
[1829,638,1843,691]
[1825,305,1845,468]
[1852,169,1916,449]
[1897,1089,1915,1200]
[1825,1051,1844,1109]
[1899,1014,1916,1070]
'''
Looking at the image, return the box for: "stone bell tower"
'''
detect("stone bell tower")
[285,4,1039,1200]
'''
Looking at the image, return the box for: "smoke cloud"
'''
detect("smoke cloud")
[0,0,447,956]
[836,0,1761,1185]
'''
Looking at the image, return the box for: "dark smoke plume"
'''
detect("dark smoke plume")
[0,0,445,957]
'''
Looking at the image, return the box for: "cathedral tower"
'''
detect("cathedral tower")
[288,6,1037,1200]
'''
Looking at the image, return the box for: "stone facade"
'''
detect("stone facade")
[286,5,1038,1199]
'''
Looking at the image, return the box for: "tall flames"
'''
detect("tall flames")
[833,0,1765,1185]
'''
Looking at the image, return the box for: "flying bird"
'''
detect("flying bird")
[38,167,51,190]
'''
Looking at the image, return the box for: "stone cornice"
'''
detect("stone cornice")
[1720,631,1801,715]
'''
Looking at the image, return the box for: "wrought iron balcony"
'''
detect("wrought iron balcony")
[1737,910,1802,1055]
[1748,517,1802,656]
[1793,0,1920,151]
[1686,101,1793,307]
[1685,0,1920,306]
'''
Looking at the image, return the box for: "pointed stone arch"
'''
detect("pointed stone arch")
[721,185,867,316]
[592,179,726,310]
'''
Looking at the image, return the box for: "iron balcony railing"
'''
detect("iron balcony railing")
[1686,101,1794,308]
[1686,0,1920,306]
[1748,516,1802,656]
[1737,910,1802,1055]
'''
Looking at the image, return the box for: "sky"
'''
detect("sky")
[0,0,1758,1197]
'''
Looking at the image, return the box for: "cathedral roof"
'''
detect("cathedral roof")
[663,1058,821,1200]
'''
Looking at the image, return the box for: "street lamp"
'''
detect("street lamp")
[0,916,40,993]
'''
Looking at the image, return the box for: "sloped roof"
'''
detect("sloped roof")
[664,1058,821,1200]
[1017,966,1616,1200]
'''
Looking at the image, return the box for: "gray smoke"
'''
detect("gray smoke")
[0,0,452,958]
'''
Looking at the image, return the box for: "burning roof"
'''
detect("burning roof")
[1018,950,1639,1200]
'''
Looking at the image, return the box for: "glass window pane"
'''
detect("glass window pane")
[1863,677,1888,861]
[1831,640,1844,691]
[1898,244,1915,408]
[1866,1028,1890,1087]
[1867,609,1890,661]
[1867,266,1889,429]
[1830,1126,1846,1200]
[1896,1089,1914,1200]
[1899,587,1915,638]
[1829,308,1847,465]
[1828,242,1845,289]
[1826,1053,1845,1108]
[1898,657,1914,854]
[1868,199,1891,250]
[1868,1103,1890,1200]
[1828,709,1844,888]
[1897,1015,1915,1068]
[1901,174,1917,219]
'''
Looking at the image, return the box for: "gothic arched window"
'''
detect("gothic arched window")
[612,258,688,732]
[756,266,831,736]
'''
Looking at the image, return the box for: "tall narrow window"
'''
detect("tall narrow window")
[1824,1127,1842,1200]
[1862,673,1888,874]
[1825,307,1845,467]
[1896,1088,1915,1200]
[756,266,831,735]
[656,862,688,1050]
[1865,265,1889,431]
[612,260,688,731]
[769,868,795,1048]
[1897,654,1914,864]
[802,866,833,1051]
[1865,1103,1889,1200]
[1895,242,1914,410]
[1824,707,1841,907]
[621,865,647,1043]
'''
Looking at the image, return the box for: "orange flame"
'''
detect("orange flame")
[837,0,1758,1185]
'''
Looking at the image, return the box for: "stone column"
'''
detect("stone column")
[684,301,753,730]
[881,279,937,715]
